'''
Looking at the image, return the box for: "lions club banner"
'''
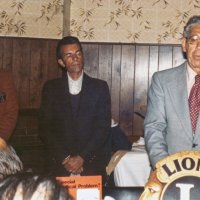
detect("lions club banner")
[139,151,200,200]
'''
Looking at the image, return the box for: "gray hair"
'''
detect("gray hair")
[0,145,23,180]
[183,15,200,38]
[0,138,23,181]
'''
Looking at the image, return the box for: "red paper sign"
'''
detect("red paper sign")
[56,176,102,200]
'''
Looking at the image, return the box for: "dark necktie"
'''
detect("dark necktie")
[189,75,200,132]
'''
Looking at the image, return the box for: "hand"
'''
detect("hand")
[73,166,84,175]
[62,155,84,174]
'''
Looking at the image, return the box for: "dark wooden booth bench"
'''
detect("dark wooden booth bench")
[9,108,46,172]
[0,36,186,173]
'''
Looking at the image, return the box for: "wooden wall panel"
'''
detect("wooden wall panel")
[30,40,49,107]
[98,44,112,88]
[111,45,121,122]
[82,44,99,78]
[120,45,135,135]
[158,46,173,71]
[0,37,186,138]
[172,46,185,67]
[0,39,4,69]
[2,38,13,70]
[148,46,159,87]
[12,39,31,108]
[0,38,185,172]
[46,40,61,81]
[133,46,149,136]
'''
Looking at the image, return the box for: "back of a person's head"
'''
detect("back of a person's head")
[0,137,23,181]
[0,172,72,200]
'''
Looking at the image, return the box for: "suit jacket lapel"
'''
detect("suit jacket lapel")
[76,73,91,120]
[59,77,72,115]
[167,64,193,137]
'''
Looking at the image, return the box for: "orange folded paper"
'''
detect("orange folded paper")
[56,176,102,200]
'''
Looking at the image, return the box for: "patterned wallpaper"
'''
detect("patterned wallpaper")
[1,0,200,43]
[70,0,200,44]
[0,0,63,39]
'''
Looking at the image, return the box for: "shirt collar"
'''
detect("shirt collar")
[186,63,197,97]
[187,63,197,84]
[67,71,83,95]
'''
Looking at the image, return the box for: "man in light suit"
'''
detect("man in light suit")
[144,15,200,169]
[39,36,111,183]
[0,70,18,141]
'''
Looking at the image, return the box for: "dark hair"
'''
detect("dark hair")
[56,36,82,59]
[183,15,200,38]
[0,172,72,200]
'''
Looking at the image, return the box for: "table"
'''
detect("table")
[114,145,151,187]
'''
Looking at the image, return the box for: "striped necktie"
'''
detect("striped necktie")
[189,75,200,132]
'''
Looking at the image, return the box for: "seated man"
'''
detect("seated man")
[39,36,111,184]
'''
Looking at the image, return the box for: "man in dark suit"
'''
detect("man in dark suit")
[39,36,111,183]
[0,70,18,141]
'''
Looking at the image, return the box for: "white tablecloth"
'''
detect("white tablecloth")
[114,146,151,187]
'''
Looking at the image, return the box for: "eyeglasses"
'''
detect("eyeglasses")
[187,35,200,45]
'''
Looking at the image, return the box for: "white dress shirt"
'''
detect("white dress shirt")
[187,64,197,98]
[67,71,83,95]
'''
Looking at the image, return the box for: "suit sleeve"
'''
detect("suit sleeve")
[79,81,111,159]
[144,73,169,168]
[0,72,18,141]
[39,82,69,163]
